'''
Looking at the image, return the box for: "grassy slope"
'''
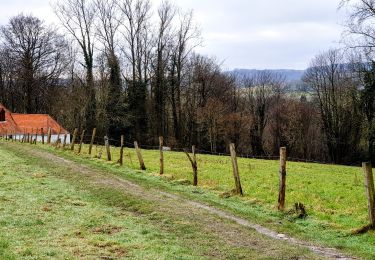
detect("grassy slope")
[0,142,318,259]
[72,142,374,258]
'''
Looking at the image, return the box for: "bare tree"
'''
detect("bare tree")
[340,0,375,163]
[242,71,285,155]
[54,0,97,130]
[340,0,375,57]
[95,0,124,136]
[118,0,152,140]
[0,14,67,113]
[168,9,201,143]
[184,54,229,147]
[303,49,362,163]
[153,1,176,137]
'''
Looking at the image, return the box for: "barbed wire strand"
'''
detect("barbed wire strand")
[0,133,362,166]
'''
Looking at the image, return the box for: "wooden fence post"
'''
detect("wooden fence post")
[34,129,38,144]
[134,141,146,170]
[41,128,44,144]
[47,127,52,144]
[78,130,85,154]
[62,133,67,149]
[119,135,124,165]
[184,145,198,186]
[363,162,375,228]
[159,136,164,175]
[97,144,103,159]
[89,128,96,155]
[55,138,61,148]
[278,147,287,211]
[55,129,61,147]
[104,136,112,161]
[31,129,34,144]
[29,128,33,144]
[229,143,243,196]
[70,128,78,151]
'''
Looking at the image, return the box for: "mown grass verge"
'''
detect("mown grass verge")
[34,141,375,259]
[0,141,318,259]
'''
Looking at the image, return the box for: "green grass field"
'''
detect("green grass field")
[88,143,368,228]
[78,142,374,258]
[1,139,375,259]
[1,141,321,259]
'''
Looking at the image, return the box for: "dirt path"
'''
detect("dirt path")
[5,142,356,260]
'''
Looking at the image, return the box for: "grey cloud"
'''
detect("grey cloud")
[0,0,346,69]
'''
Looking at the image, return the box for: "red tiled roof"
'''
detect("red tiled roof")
[0,105,21,134]
[0,104,68,135]
[12,114,68,135]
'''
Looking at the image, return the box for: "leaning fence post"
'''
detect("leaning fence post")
[363,162,375,228]
[278,147,287,211]
[78,130,85,154]
[134,141,146,170]
[29,128,33,144]
[159,136,164,175]
[119,135,124,165]
[89,128,96,155]
[229,143,243,196]
[41,128,45,144]
[184,145,198,186]
[47,127,52,144]
[104,136,112,161]
[70,128,78,151]
[31,129,34,144]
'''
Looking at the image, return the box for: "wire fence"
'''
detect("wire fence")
[0,130,363,167]
[2,128,375,236]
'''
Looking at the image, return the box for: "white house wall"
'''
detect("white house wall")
[12,134,71,144]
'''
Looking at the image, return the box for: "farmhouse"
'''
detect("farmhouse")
[0,104,70,143]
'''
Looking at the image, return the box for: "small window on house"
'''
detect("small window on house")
[0,109,5,122]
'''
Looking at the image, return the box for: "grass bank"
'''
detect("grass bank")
[55,141,374,259]
[0,141,319,259]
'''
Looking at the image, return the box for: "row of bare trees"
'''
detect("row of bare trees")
[2,0,375,164]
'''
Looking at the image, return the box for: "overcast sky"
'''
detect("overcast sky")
[0,0,346,70]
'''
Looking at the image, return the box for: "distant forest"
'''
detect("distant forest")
[1,0,375,165]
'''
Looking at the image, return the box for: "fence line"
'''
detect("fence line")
[0,128,375,231]
[0,132,361,165]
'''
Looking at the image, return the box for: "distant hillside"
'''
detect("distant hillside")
[229,68,306,83]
